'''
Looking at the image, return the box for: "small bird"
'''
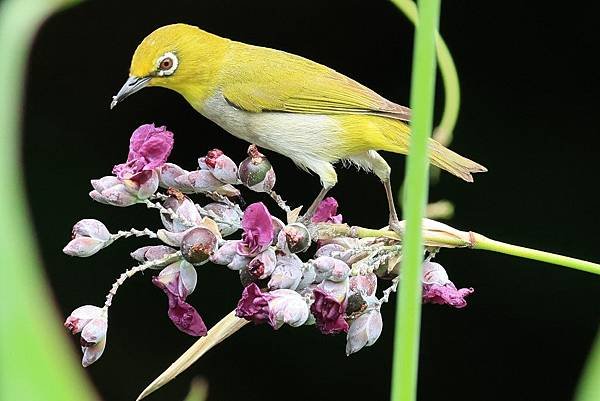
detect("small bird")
[111,24,486,231]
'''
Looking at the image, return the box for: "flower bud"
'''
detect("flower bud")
[154,260,197,298]
[181,227,218,265]
[180,170,225,193]
[248,248,277,279]
[314,243,346,259]
[349,273,378,297]
[311,287,349,335]
[204,149,239,184]
[203,202,241,236]
[283,223,311,253]
[122,170,159,199]
[64,305,108,367]
[89,177,138,207]
[268,254,303,290]
[91,176,121,192]
[159,163,189,189]
[210,240,239,265]
[161,195,202,232]
[271,216,285,245]
[130,245,178,265]
[235,283,309,329]
[228,253,251,271]
[238,145,276,193]
[311,256,350,283]
[63,219,111,257]
[345,308,383,355]
[421,261,450,285]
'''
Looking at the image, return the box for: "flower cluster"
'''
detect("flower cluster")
[63,123,473,367]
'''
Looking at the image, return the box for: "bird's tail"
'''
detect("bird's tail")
[427,138,487,182]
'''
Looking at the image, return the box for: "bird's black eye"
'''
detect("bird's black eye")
[159,57,173,71]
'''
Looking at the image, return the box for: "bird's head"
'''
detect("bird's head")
[111,23,229,109]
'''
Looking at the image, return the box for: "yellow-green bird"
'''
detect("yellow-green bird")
[111,23,486,231]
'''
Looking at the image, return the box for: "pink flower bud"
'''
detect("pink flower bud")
[314,243,346,258]
[228,253,251,271]
[421,261,474,308]
[349,273,378,297]
[235,283,309,329]
[181,227,218,265]
[63,219,111,257]
[271,216,285,245]
[121,170,159,199]
[89,179,138,207]
[157,228,193,247]
[160,195,202,232]
[238,145,276,193]
[204,149,239,185]
[345,309,383,355]
[64,305,108,367]
[248,248,276,279]
[130,245,178,265]
[159,163,189,189]
[268,254,303,290]
[178,170,225,193]
[311,256,350,283]
[210,240,240,265]
[283,223,311,253]
[311,287,349,335]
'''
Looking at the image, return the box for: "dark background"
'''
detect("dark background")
[24,1,599,400]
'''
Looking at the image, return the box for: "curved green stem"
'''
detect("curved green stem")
[391,0,461,141]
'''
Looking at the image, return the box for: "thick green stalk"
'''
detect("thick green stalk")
[0,1,97,400]
[390,1,440,400]
[575,328,600,401]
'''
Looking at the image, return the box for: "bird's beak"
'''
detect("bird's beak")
[110,76,151,109]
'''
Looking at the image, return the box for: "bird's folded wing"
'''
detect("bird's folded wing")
[221,43,411,121]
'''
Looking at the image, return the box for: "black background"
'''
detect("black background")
[24,1,599,400]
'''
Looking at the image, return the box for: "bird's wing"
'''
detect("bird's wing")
[221,43,411,121]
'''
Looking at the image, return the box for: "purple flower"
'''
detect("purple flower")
[64,305,108,367]
[235,283,309,329]
[312,197,343,224]
[421,261,474,308]
[237,202,274,257]
[311,287,349,334]
[112,124,174,181]
[152,261,206,336]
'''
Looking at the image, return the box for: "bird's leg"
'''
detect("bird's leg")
[300,185,332,223]
[383,178,403,235]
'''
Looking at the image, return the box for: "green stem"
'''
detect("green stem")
[472,234,600,276]
[391,0,460,142]
[391,1,440,401]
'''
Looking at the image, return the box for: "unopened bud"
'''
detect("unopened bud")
[130,245,177,266]
[203,202,241,236]
[268,254,303,290]
[311,256,350,283]
[159,163,189,189]
[345,308,383,355]
[204,149,239,184]
[63,219,111,257]
[248,248,277,279]
[181,227,218,265]
[210,240,239,265]
[238,145,276,193]
[283,223,311,253]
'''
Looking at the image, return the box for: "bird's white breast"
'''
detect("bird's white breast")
[197,91,343,169]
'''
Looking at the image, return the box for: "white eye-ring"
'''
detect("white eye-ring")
[156,52,179,76]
